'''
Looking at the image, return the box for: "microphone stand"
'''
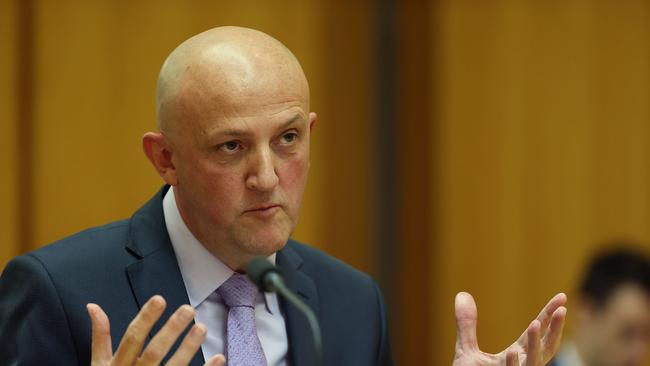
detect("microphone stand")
[247,258,323,366]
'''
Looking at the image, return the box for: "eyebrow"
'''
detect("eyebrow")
[211,114,304,139]
[276,114,304,131]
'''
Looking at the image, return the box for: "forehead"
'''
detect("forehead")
[206,103,307,138]
[602,284,650,320]
[162,42,310,140]
[180,88,308,141]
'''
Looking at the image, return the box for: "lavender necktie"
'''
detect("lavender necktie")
[217,273,268,366]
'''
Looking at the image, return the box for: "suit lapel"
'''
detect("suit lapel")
[125,186,205,366]
[277,242,321,366]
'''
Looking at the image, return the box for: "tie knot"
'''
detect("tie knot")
[217,273,259,308]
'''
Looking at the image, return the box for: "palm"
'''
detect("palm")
[452,292,567,366]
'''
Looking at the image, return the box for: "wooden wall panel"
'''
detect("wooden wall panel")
[2,0,380,356]
[0,0,19,268]
[429,1,650,364]
[21,0,375,279]
[394,0,433,363]
[317,0,376,274]
[7,1,650,365]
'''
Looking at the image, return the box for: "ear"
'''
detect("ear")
[142,132,178,185]
[308,112,317,132]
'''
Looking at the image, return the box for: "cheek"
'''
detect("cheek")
[279,155,309,198]
[189,162,246,216]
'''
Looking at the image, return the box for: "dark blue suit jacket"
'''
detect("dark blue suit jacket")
[0,187,392,366]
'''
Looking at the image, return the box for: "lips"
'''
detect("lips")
[244,204,281,213]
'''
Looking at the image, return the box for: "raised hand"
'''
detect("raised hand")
[453,292,567,366]
[87,295,226,366]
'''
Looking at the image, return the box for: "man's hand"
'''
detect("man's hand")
[453,292,567,366]
[87,295,226,366]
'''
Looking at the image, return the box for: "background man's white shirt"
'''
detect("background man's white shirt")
[553,342,586,366]
[163,186,289,365]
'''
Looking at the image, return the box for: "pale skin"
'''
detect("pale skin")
[454,292,567,366]
[86,26,567,365]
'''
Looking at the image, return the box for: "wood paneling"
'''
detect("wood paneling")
[14,0,374,271]
[317,0,376,274]
[2,0,379,355]
[4,1,650,365]
[429,1,650,364]
[0,0,19,268]
[394,0,433,364]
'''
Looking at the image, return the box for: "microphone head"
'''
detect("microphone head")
[246,257,280,291]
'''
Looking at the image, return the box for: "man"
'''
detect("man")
[0,26,566,365]
[550,247,650,366]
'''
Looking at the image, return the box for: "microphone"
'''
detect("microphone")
[246,257,323,366]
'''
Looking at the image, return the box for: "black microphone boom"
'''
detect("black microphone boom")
[246,257,323,366]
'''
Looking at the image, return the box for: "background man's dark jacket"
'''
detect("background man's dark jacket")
[0,186,393,366]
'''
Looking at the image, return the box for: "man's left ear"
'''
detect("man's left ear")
[142,132,178,185]
[308,112,317,132]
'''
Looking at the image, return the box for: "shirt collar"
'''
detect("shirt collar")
[163,186,277,314]
[555,342,586,366]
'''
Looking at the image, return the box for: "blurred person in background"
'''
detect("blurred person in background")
[551,246,650,366]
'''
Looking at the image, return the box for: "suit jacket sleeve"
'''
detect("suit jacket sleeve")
[0,254,79,365]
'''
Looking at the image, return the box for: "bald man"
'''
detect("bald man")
[0,27,565,366]
[0,26,390,366]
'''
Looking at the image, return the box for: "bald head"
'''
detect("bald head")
[156,26,310,137]
[143,26,318,270]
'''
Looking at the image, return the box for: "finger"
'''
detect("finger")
[535,293,567,333]
[517,293,567,346]
[137,304,195,366]
[455,292,479,352]
[165,323,207,366]
[114,295,167,365]
[204,354,226,366]
[524,320,541,366]
[542,306,567,362]
[87,303,113,363]
[506,350,519,366]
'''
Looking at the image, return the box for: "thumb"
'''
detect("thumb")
[455,292,479,352]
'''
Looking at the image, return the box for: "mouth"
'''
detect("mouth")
[243,204,282,217]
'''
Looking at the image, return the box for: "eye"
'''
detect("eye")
[219,140,241,153]
[281,132,298,144]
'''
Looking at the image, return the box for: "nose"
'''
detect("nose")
[245,146,279,192]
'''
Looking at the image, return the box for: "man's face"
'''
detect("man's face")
[167,76,315,266]
[582,284,650,366]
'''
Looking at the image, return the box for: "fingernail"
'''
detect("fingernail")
[150,295,165,310]
[210,354,226,365]
[193,323,207,336]
[179,305,194,321]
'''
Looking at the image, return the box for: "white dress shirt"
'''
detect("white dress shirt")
[553,342,586,366]
[163,186,288,365]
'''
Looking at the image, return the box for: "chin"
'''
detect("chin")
[242,242,286,258]
[239,230,289,256]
